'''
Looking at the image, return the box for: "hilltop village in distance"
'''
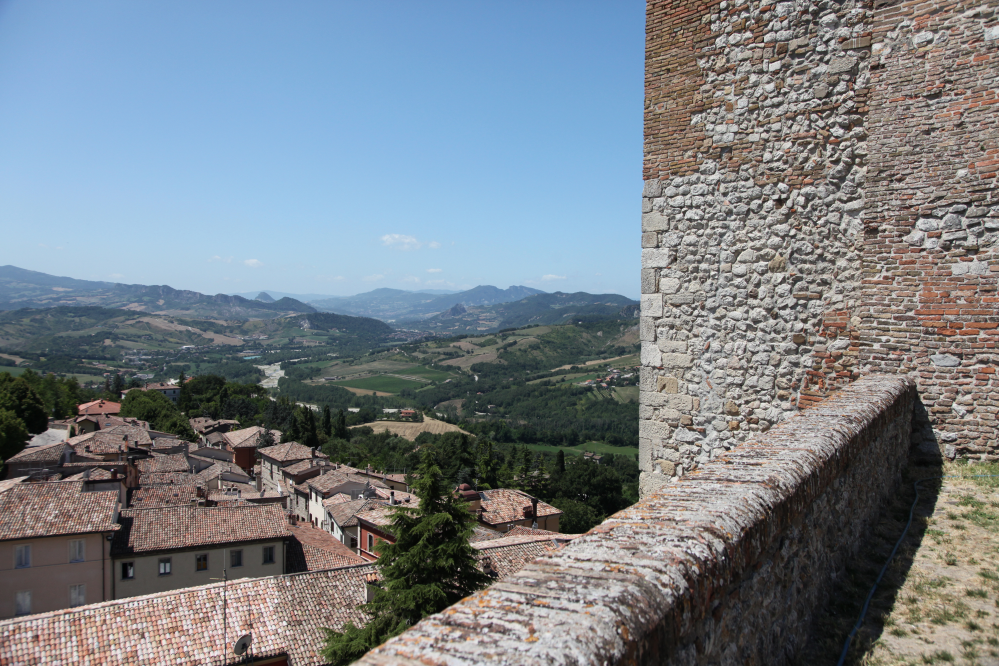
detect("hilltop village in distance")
[0,264,642,663]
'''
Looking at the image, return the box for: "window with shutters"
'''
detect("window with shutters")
[230,549,243,568]
[69,584,86,607]
[15,545,30,569]
[15,591,31,616]
[121,561,135,579]
[262,546,275,564]
[196,553,208,571]
[158,558,172,576]
[69,539,85,563]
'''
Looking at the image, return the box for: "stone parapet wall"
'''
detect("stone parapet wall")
[861,0,999,459]
[356,376,915,666]
[640,0,872,494]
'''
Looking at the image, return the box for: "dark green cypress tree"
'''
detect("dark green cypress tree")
[556,448,566,474]
[333,409,348,440]
[322,405,332,436]
[303,408,319,448]
[321,449,490,665]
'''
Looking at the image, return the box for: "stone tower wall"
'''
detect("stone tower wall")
[640,0,998,494]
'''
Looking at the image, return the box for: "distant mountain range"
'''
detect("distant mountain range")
[310,285,545,320]
[398,291,639,334]
[0,266,316,320]
[0,266,636,331]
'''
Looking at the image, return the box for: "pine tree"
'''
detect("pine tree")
[303,408,319,448]
[321,449,490,665]
[556,448,566,473]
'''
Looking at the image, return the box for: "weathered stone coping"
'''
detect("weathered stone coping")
[357,375,915,666]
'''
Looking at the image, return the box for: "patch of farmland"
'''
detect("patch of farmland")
[350,417,470,441]
[331,375,425,393]
[440,352,498,368]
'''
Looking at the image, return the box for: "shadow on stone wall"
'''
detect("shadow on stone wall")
[796,399,943,664]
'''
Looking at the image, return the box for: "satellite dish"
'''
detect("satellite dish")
[233,633,252,656]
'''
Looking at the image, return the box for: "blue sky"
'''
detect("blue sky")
[0,1,644,299]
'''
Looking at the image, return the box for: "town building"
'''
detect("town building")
[223,425,279,471]
[0,481,120,619]
[456,485,562,533]
[0,563,377,665]
[258,442,327,494]
[77,400,120,416]
[110,504,289,599]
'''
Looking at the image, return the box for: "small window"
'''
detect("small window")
[69,584,86,608]
[15,591,31,616]
[121,562,135,580]
[15,545,31,569]
[349,536,358,550]
[158,557,172,576]
[69,539,85,563]
[262,546,275,565]
[230,550,243,568]
[367,534,373,552]
[196,553,208,571]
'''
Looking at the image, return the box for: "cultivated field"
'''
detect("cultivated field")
[330,375,425,394]
[350,418,470,441]
[525,441,639,459]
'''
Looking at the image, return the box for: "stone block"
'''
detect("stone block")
[657,375,679,393]
[642,248,673,268]
[660,277,681,294]
[641,232,658,248]
[642,294,663,318]
[658,340,687,353]
[643,179,663,198]
[667,394,694,411]
[641,269,657,294]
[661,353,693,368]
[641,343,662,367]
[642,211,670,232]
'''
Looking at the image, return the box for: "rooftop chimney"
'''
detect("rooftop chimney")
[390,491,396,506]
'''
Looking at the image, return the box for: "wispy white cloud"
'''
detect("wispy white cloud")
[210,255,233,264]
[363,274,385,282]
[244,259,263,268]
[540,274,566,281]
[426,268,443,273]
[401,276,420,283]
[381,234,422,251]
[428,241,441,249]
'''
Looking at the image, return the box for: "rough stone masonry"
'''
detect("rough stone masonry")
[640,0,998,495]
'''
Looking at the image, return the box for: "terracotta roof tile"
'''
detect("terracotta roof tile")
[136,453,190,474]
[76,399,120,415]
[140,472,198,486]
[326,498,382,528]
[4,441,69,464]
[474,538,560,580]
[286,523,365,573]
[112,505,289,555]
[0,564,375,665]
[258,441,321,463]
[477,488,561,527]
[0,481,119,541]
[130,485,200,508]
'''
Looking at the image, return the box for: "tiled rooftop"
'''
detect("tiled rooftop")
[223,425,273,449]
[4,441,68,464]
[472,535,563,580]
[77,399,120,415]
[354,504,400,530]
[136,453,190,474]
[112,504,289,555]
[286,523,365,573]
[129,485,200,509]
[477,488,561,526]
[0,481,119,541]
[75,414,149,430]
[139,471,198,486]
[0,564,375,665]
[326,498,383,528]
[258,441,321,463]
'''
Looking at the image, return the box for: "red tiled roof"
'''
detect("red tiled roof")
[0,481,119,541]
[354,504,401,530]
[258,441,321,463]
[77,400,120,415]
[286,523,365,573]
[473,536,561,580]
[477,489,561,527]
[75,414,149,430]
[223,425,270,449]
[4,441,69,464]
[130,485,200,509]
[325,498,382,528]
[112,505,289,555]
[136,453,190,474]
[140,472,197,486]
[0,564,376,665]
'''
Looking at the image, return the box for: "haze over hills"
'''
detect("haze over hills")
[310,285,546,320]
[0,265,316,320]
[397,291,639,334]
